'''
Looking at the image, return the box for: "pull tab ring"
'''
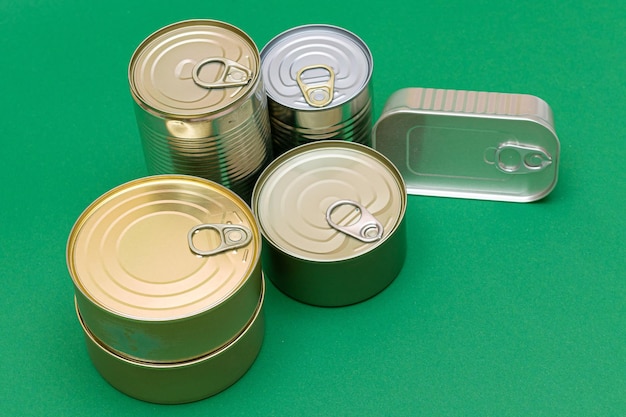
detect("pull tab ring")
[188,224,252,257]
[192,58,252,89]
[326,200,383,243]
[296,64,335,108]
[493,142,552,174]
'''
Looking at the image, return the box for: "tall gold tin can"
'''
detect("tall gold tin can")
[67,175,264,402]
[129,20,273,202]
[252,141,407,307]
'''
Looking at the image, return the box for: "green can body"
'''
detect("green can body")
[252,141,407,307]
[261,219,406,306]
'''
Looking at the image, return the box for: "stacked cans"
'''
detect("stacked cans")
[261,25,374,156]
[68,19,405,404]
[66,176,264,404]
[128,20,273,202]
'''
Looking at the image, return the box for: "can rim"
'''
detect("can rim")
[66,174,261,321]
[75,278,265,368]
[260,24,373,112]
[251,141,406,262]
[128,19,262,120]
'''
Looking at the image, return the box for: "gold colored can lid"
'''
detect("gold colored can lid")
[253,141,406,262]
[129,20,260,117]
[67,175,259,321]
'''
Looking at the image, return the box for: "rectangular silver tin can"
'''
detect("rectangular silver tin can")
[373,88,560,202]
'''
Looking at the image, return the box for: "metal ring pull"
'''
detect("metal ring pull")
[296,64,335,108]
[192,58,252,89]
[326,200,383,243]
[494,142,552,174]
[188,223,252,257]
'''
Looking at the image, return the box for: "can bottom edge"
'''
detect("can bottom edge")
[76,280,266,404]
[263,224,407,308]
[268,272,399,307]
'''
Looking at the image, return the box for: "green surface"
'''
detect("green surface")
[2,1,624,416]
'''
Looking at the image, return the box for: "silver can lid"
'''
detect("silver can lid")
[260,24,372,110]
[129,20,260,118]
[252,141,405,262]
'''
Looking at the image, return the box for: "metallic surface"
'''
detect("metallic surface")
[373,88,560,202]
[187,223,252,256]
[76,280,265,404]
[260,24,373,155]
[325,200,383,243]
[296,64,335,107]
[67,175,262,362]
[129,20,272,201]
[252,141,406,306]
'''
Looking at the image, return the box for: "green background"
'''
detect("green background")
[2,1,624,416]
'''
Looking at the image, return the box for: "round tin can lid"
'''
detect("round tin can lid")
[252,141,405,261]
[129,20,260,117]
[67,175,259,321]
[260,24,372,110]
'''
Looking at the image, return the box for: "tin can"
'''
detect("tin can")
[373,88,561,202]
[260,24,373,156]
[66,175,263,363]
[252,141,406,307]
[75,280,265,404]
[129,20,273,202]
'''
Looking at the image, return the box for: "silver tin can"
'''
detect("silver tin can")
[129,20,273,202]
[260,25,373,156]
[373,88,561,202]
[66,175,263,363]
[252,141,406,307]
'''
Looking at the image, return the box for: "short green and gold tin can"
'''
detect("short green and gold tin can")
[252,141,407,307]
[67,175,264,403]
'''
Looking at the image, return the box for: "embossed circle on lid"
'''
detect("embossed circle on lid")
[261,24,372,110]
[129,20,260,117]
[253,141,404,262]
[67,175,259,320]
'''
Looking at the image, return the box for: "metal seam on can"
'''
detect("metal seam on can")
[75,278,265,404]
[76,278,265,366]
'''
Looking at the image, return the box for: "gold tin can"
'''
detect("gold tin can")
[75,280,265,404]
[129,20,273,202]
[252,141,407,307]
[66,175,262,363]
